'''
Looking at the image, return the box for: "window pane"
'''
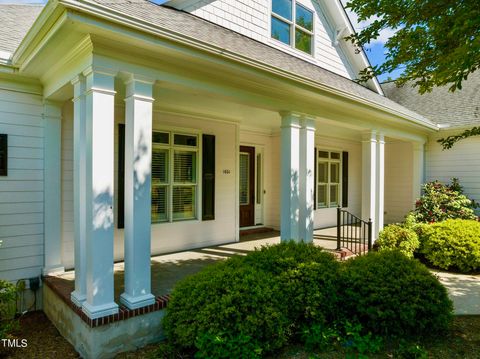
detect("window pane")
[318,162,328,183]
[174,151,196,183]
[174,134,197,147]
[239,153,250,205]
[272,0,292,20]
[295,29,312,54]
[318,150,329,158]
[256,154,262,205]
[152,148,168,183]
[317,184,327,208]
[271,17,291,45]
[152,185,168,222]
[330,184,339,206]
[330,163,339,183]
[331,152,341,160]
[296,4,313,31]
[153,132,169,144]
[172,186,196,220]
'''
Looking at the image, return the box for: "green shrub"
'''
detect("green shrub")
[420,219,480,272]
[163,260,290,356]
[376,224,420,258]
[0,280,17,338]
[339,251,453,339]
[242,242,341,327]
[413,179,477,223]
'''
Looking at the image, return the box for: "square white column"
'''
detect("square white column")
[81,67,118,319]
[280,112,301,241]
[412,142,425,206]
[71,76,87,307]
[375,134,385,237]
[299,117,316,243]
[362,131,377,234]
[43,101,64,275]
[120,75,155,310]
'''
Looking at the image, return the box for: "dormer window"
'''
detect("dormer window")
[271,0,314,54]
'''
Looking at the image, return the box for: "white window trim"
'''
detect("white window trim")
[151,127,202,224]
[269,0,316,57]
[316,148,342,209]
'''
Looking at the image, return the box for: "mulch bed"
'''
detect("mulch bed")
[1,311,479,358]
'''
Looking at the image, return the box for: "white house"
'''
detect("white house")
[0,0,445,356]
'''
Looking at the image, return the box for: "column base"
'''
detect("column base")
[82,301,118,320]
[43,265,65,276]
[120,292,155,310]
[71,290,86,307]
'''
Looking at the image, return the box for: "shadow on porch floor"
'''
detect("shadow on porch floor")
[52,228,342,302]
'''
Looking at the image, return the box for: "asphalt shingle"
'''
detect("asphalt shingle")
[383,74,480,128]
[0,4,44,55]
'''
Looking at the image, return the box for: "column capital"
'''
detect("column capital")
[300,116,316,131]
[83,66,116,96]
[280,111,302,128]
[362,130,377,142]
[124,73,155,102]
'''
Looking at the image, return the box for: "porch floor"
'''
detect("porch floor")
[54,229,342,302]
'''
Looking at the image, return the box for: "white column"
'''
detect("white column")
[280,112,301,241]
[375,133,385,237]
[81,67,118,319]
[299,117,316,242]
[120,75,155,310]
[412,142,425,206]
[71,76,87,307]
[43,101,64,275]
[361,131,377,233]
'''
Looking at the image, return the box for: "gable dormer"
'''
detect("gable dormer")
[165,0,382,93]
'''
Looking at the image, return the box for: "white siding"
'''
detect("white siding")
[426,131,480,211]
[178,0,353,78]
[61,103,238,268]
[384,141,413,224]
[0,88,44,282]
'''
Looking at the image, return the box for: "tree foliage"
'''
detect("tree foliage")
[345,0,480,93]
[437,126,480,149]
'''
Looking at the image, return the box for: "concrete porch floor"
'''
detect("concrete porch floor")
[55,229,341,301]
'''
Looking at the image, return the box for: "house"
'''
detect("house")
[0,0,441,356]
[383,74,480,211]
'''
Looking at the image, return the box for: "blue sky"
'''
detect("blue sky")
[2,0,396,81]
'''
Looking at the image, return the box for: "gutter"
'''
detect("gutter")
[14,0,438,131]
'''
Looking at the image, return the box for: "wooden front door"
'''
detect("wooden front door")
[239,146,255,227]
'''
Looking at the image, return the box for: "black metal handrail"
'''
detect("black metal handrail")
[336,206,372,255]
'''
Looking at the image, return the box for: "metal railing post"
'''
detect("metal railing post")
[367,218,373,251]
[336,206,341,250]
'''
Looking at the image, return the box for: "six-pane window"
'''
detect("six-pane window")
[317,150,341,208]
[152,131,198,223]
[271,0,314,54]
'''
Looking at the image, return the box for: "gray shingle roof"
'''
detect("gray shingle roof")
[383,73,480,128]
[0,4,44,55]
[85,0,435,128]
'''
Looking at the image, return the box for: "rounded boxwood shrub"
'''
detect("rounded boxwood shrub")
[420,219,480,272]
[375,224,420,258]
[162,259,290,356]
[339,251,453,338]
[241,242,341,328]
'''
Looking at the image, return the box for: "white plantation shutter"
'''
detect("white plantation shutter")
[152,148,169,222]
[174,151,196,183]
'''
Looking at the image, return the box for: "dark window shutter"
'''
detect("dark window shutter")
[342,151,348,208]
[118,124,125,228]
[202,134,215,221]
[313,147,317,210]
[0,134,7,176]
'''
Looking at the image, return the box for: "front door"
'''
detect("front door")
[239,146,255,227]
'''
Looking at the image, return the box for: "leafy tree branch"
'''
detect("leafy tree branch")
[437,126,480,149]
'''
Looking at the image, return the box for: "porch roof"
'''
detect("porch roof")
[80,0,436,129]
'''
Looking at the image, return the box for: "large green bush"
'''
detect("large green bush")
[375,224,420,258]
[0,280,17,338]
[162,260,290,357]
[413,179,477,223]
[339,251,453,338]
[420,219,480,272]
